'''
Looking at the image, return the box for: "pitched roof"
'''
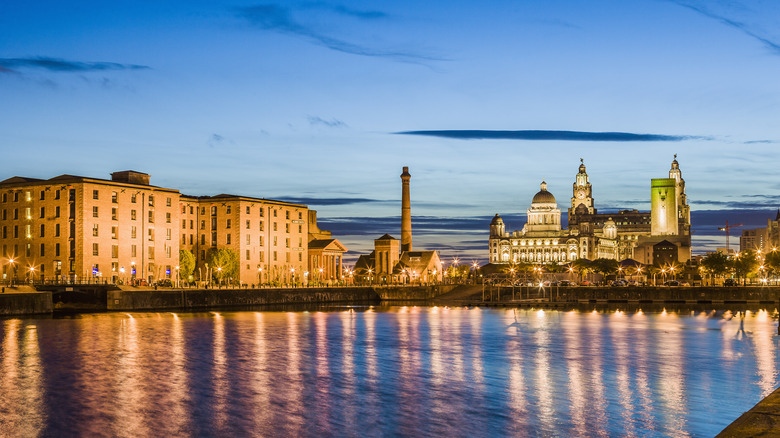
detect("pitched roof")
[353,253,376,273]
[398,250,441,274]
[0,176,44,184]
[376,233,397,240]
[308,238,348,252]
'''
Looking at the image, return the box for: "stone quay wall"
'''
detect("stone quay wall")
[551,286,780,303]
[0,292,53,316]
[375,284,457,301]
[107,287,379,311]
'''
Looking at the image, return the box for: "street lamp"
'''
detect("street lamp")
[29,266,36,284]
[217,266,222,287]
[7,258,17,286]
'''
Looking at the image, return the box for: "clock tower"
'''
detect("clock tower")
[569,158,596,225]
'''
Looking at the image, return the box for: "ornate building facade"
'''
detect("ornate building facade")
[0,170,346,285]
[489,158,692,265]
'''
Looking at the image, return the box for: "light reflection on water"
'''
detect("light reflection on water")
[0,307,779,437]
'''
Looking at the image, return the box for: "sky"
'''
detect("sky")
[2,0,780,264]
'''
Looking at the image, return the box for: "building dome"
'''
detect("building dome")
[491,214,504,225]
[532,181,556,204]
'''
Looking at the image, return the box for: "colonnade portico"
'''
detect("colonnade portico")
[318,252,343,280]
[307,238,348,283]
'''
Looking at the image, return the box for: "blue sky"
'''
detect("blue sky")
[2,0,780,263]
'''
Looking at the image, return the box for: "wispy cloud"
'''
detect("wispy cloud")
[310,3,388,20]
[236,3,442,63]
[307,115,348,128]
[0,57,150,74]
[207,133,236,148]
[318,214,503,236]
[744,139,779,144]
[278,196,387,206]
[667,0,780,55]
[694,195,780,210]
[396,130,706,142]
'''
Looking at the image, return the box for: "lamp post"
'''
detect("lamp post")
[258,266,263,287]
[5,258,16,286]
[217,266,222,288]
[510,267,516,300]
[28,266,36,284]
[175,266,180,288]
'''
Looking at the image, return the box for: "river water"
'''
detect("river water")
[1,306,778,437]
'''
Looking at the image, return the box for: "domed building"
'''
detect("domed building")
[489,157,692,265]
[490,181,588,264]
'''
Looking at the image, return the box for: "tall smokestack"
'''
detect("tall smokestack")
[401,166,412,253]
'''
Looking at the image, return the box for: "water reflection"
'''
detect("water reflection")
[113,314,146,437]
[0,320,46,437]
[0,306,778,437]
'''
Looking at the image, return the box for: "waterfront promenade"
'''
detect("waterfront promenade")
[3,283,780,315]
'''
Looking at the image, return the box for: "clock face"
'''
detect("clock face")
[576,189,586,199]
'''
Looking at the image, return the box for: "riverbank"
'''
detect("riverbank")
[0,290,52,316]
[4,284,780,316]
[0,284,459,315]
[434,285,780,306]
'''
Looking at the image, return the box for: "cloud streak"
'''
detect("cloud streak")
[237,4,442,63]
[307,116,348,128]
[0,57,150,74]
[396,130,705,142]
[668,0,780,55]
[279,196,387,206]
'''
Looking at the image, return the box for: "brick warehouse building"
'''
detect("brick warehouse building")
[0,171,346,286]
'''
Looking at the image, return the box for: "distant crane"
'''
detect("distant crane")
[718,220,744,254]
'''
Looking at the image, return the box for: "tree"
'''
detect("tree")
[205,248,239,285]
[545,261,565,273]
[591,258,619,284]
[733,250,759,285]
[572,258,592,281]
[701,251,731,283]
[764,250,780,281]
[446,265,471,282]
[179,249,195,283]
